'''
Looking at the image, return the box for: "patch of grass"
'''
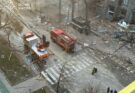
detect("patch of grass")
[0,37,32,85]
[32,88,46,93]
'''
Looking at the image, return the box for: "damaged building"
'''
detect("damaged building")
[105,0,135,24]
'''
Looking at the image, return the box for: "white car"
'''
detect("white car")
[118,20,129,29]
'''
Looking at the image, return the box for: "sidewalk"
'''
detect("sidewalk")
[0,71,14,93]
[13,75,47,93]
[0,71,48,93]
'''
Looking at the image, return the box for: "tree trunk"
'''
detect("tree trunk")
[56,64,65,93]
[0,10,1,27]
[113,0,123,20]
[59,0,62,23]
[71,0,75,20]
[84,0,88,22]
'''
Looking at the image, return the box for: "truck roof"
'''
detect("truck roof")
[26,34,38,42]
[52,29,76,43]
[52,29,64,35]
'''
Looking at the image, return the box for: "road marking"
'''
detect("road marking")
[53,66,61,73]
[76,65,83,71]
[72,65,79,72]
[81,59,90,66]
[79,62,87,68]
[49,68,60,78]
[83,56,93,64]
[42,50,96,85]
[58,64,62,69]
[64,70,70,74]
[46,69,58,83]
[41,71,54,85]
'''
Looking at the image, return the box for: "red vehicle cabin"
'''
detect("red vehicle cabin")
[51,29,76,52]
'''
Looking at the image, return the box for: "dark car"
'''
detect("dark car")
[71,16,90,35]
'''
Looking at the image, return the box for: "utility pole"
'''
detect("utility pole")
[59,0,62,23]
[71,0,75,20]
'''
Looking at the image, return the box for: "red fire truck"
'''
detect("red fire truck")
[23,32,49,64]
[50,29,76,53]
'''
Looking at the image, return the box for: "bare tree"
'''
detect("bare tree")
[56,59,74,93]
[0,11,24,56]
[12,0,20,9]
[56,64,65,93]
[0,12,11,29]
[56,55,74,93]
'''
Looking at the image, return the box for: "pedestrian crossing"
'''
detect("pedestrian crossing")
[41,50,94,85]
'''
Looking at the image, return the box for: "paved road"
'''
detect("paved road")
[42,48,123,93]
[13,75,47,93]
[8,14,124,93]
